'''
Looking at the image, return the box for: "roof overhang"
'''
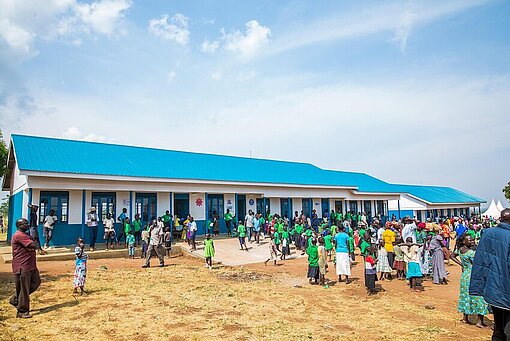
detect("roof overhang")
[20,170,361,191]
[403,193,484,206]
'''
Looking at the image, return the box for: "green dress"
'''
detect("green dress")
[204,239,215,258]
[457,249,488,315]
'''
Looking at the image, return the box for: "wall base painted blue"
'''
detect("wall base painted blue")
[388,210,414,219]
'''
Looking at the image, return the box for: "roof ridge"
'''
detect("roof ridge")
[11,134,317,167]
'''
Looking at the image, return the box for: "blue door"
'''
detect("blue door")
[135,193,157,226]
[280,198,290,219]
[174,193,189,221]
[92,192,116,238]
[302,198,312,218]
[236,195,246,224]
[321,198,330,218]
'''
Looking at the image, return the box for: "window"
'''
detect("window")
[135,193,157,225]
[302,198,311,217]
[207,194,224,220]
[39,191,69,224]
[280,198,290,218]
[92,192,115,222]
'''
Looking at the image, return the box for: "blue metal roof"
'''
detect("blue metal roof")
[8,134,484,204]
[390,184,485,204]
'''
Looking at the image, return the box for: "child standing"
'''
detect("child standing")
[73,237,88,295]
[273,230,281,252]
[376,240,392,281]
[318,237,327,286]
[265,235,279,266]
[126,230,136,259]
[203,234,215,269]
[141,227,149,259]
[123,218,132,248]
[307,238,319,285]
[402,237,423,292]
[103,213,116,251]
[393,238,406,280]
[238,222,248,251]
[324,230,333,261]
[164,227,171,257]
[364,246,378,295]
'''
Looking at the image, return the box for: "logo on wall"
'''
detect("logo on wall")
[195,198,203,207]
[227,199,232,205]
[315,202,320,206]
[249,199,255,206]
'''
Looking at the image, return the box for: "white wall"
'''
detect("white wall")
[69,190,82,224]
[389,195,426,211]
[224,194,235,216]
[312,198,321,217]
[270,198,280,215]
[157,192,170,217]
[190,193,206,220]
[12,162,28,195]
[246,195,257,213]
[116,191,130,219]
[292,198,302,215]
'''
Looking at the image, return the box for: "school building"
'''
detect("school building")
[2,135,485,246]
[388,184,484,221]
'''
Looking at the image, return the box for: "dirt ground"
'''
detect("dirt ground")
[0,251,492,341]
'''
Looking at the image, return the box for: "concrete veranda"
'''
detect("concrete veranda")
[175,234,306,266]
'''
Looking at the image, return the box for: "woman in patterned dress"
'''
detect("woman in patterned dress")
[73,237,88,295]
[450,234,488,328]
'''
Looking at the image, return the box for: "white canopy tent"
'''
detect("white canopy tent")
[497,200,506,212]
[483,199,501,219]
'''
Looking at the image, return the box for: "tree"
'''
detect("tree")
[0,195,8,218]
[0,129,7,178]
[504,181,510,202]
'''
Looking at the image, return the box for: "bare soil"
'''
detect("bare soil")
[0,252,492,340]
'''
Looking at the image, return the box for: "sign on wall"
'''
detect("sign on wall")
[249,199,255,206]
[195,198,203,206]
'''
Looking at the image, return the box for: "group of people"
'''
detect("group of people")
[7,204,510,340]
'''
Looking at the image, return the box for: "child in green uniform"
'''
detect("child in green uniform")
[307,238,319,284]
[348,235,355,262]
[203,234,215,269]
[273,231,281,252]
[294,223,303,250]
[238,223,248,251]
[324,231,333,261]
[281,227,290,259]
[124,218,132,248]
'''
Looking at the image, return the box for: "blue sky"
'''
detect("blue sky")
[1,0,509,206]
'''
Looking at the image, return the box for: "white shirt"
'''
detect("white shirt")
[103,218,115,232]
[402,223,417,243]
[245,214,254,227]
[190,221,197,232]
[43,215,58,229]
[377,227,384,242]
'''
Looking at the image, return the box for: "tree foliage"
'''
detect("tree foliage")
[0,195,8,219]
[0,129,7,178]
[504,181,510,201]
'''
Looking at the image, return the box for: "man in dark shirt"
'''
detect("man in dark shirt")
[28,204,45,255]
[9,218,41,318]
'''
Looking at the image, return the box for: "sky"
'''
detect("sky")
[1,0,509,207]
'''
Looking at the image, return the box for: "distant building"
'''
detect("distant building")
[2,135,484,245]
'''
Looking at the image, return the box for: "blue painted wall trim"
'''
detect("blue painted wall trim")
[129,191,133,219]
[81,190,86,238]
[7,191,24,243]
[27,188,32,217]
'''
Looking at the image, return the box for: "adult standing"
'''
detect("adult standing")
[253,213,261,244]
[188,217,198,251]
[117,208,128,245]
[224,209,233,237]
[311,209,319,232]
[86,207,99,251]
[245,210,254,242]
[429,234,448,285]
[382,223,396,270]
[28,204,45,255]
[450,235,488,328]
[334,225,351,283]
[470,208,510,341]
[142,219,165,268]
[9,218,41,318]
[402,217,417,244]
[42,209,57,249]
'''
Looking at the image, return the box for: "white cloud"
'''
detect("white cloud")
[0,0,132,61]
[222,20,271,57]
[211,71,222,80]
[74,0,131,36]
[62,126,82,139]
[201,39,219,53]
[237,71,256,81]
[268,0,491,55]
[148,13,189,46]
[167,70,176,82]
[391,9,415,54]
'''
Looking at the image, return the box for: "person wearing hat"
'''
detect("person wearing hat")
[27,204,45,255]
[86,207,99,251]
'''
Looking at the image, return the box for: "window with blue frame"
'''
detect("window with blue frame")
[39,191,69,224]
